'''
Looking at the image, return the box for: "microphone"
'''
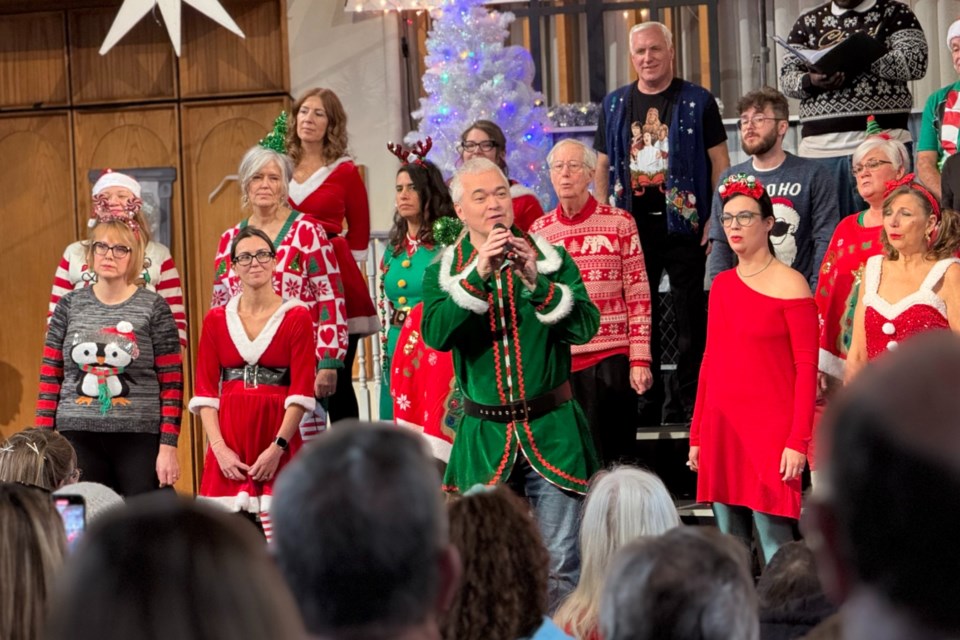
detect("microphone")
[492,223,515,261]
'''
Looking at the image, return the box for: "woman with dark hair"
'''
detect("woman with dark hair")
[459,120,544,232]
[379,157,456,420]
[441,486,569,640]
[45,495,306,640]
[287,88,379,422]
[845,177,960,381]
[194,226,316,540]
[689,173,817,566]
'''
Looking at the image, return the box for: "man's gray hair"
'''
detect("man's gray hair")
[629,21,673,50]
[547,139,597,172]
[450,157,509,204]
[600,527,759,640]
[238,145,293,209]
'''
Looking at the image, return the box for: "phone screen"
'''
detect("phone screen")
[54,496,86,550]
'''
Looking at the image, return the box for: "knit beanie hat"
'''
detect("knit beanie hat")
[54,481,124,523]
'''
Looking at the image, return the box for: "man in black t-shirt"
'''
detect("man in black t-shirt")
[595,21,728,426]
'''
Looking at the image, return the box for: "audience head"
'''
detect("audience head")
[52,482,123,524]
[0,428,78,490]
[440,485,548,640]
[880,176,960,260]
[851,135,909,209]
[736,87,789,156]
[272,421,459,639]
[459,120,508,173]
[46,494,303,640]
[600,527,759,640]
[237,145,293,210]
[757,541,824,611]
[0,482,67,640]
[390,159,456,253]
[288,87,349,165]
[556,466,681,639]
[809,332,960,637]
[718,173,776,255]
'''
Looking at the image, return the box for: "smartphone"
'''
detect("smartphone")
[54,495,86,551]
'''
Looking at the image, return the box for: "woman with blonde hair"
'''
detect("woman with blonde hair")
[0,482,68,640]
[554,466,680,640]
[0,428,79,490]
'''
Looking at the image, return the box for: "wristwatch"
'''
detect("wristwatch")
[273,436,289,451]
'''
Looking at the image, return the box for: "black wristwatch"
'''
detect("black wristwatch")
[273,436,289,451]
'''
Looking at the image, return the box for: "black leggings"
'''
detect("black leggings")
[326,334,360,423]
[61,431,165,497]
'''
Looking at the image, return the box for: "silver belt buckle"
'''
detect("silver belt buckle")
[243,364,259,389]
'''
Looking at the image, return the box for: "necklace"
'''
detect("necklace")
[738,255,775,278]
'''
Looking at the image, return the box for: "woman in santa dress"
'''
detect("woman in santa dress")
[286,88,379,422]
[845,177,960,382]
[688,173,817,566]
[212,145,346,440]
[192,226,316,540]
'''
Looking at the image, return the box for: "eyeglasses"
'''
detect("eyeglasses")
[233,250,276,266]
[852,159,892,175]
[720,212,759,227]
[92,242,132,259]
[549,161,586,173]
[737,114,784,129]
[460,140,498,153]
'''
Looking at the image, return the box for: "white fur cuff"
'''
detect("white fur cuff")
[285,395,317,412]
[535,282,574,325]
[351,249,369,263]
[188,397,220,414]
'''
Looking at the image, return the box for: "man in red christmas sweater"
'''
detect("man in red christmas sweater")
[531,139,652,465]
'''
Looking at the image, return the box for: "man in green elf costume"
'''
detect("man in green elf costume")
[422,157,600,610]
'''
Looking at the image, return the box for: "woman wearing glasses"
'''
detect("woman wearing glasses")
[688,173,817,566]
[193,226,316,539]
[37,204,183,496]
[212,145,346,440]
[458,120,544,231]
[47,171,187,348]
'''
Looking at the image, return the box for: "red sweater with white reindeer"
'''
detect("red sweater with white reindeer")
[530,196,652,371]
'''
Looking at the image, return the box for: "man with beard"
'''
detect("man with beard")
[708,87,839,289]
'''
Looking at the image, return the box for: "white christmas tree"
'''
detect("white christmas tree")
[405,0,550,201]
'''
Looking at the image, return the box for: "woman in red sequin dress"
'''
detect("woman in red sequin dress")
[846,177,960,382]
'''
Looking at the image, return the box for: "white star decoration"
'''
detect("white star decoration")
[99,0,245,57]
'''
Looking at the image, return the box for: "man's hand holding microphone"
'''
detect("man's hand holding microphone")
[476,223,539,288]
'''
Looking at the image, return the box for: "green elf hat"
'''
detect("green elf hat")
[259,111,289,153]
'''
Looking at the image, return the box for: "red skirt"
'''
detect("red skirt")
[329,235,378,336]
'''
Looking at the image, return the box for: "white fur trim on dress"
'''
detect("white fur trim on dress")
[396,418,453,463]
[351,248,369,263]
[439,244,489,314]
[188,397,220,414]
[287,156,351,205]
[531,233,562,275]
[535,282,574,325]
[225,296,307,365]
[198,492,271,514]
[285,394,317,412]
[818,348,845,380]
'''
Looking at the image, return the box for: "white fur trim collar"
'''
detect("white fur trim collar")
[288,156,351,205]
[439,244,488,314]
[535,282,574,325]
[225,296,307,365]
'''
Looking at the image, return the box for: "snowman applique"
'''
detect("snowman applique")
[71,321,140,415]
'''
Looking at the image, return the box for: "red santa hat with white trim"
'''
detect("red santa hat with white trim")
[101,321,140,359]
[92,170,141,198]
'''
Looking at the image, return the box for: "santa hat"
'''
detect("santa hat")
[101,321,140,359]
[947,19,960,50]
[92,170,141,199]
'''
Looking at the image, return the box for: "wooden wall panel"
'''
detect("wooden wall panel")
[0,113,75,439]
[68,7,177,104]
[179,0,287,98]
[0,12,68,108]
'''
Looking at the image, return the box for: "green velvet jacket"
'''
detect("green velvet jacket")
[421,230,601,494]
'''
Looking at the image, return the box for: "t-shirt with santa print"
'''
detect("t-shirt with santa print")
[707,153,840,290]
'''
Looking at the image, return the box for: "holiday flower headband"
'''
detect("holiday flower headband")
[88,195,142,237]
[718,173,765,201]
[883,173,941,221]
[387,137,433,166]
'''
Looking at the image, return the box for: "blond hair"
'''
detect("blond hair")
[0,428,77,490]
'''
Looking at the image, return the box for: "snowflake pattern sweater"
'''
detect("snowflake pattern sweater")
[530,196,651,370]
[779,0,927,137]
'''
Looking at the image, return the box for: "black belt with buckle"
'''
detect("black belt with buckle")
[390,308,409,327]
[222,364,290,387]
[462,381,573,423]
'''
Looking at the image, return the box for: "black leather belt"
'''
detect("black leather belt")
[390,308,409,327]
[222,364,290,387]
[462,382,573,423]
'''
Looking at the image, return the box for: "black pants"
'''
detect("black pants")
[570,355,637,467]
[634,214,707,426]
[327,334,360,423]
[61,431,165,497]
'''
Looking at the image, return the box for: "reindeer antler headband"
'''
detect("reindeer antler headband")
[387,137,433,166]
[88,169,142,237]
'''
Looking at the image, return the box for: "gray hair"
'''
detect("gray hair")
[629,21,673,50]
[600,527,759,640]
[238,145,293,209]
[450,157,509,204]
[547,139,598,172]
[852,136,911,173]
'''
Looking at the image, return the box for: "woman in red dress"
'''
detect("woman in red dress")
[287,88,379,421]
[192,227,317,540]
[688,173,817,566]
